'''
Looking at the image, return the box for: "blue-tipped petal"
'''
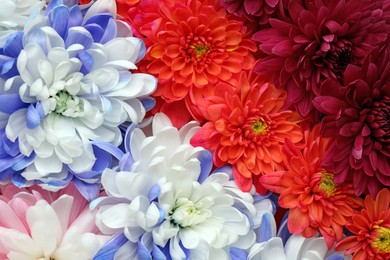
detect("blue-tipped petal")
[92,145,112,171]
[230,248,248,260]
[138,236,152,260]
[68,5,83,27]
[91,141,124,160]
[100,17,117,44]
[140,97,156,112]
[74,170,101,180]
[66,28,93,49]
[197,150,212,183]
[39,171,72,187]
[26,104,41,129]
[152,244,167,260]
[12,153,35,171]
[119,153,135,171]
[2,133,20,157]
[84,24,104,43]
[326,255,345,260]
[4,32,24,57]
[0,94,26,114]
[148,184,161,202]
[12,172,34,187]
[277,212,292,246]
[73,177,100,201]
[124,123,137,153]
[45,0,63,16]
[0,168,13,181]
[78,50,94,74]
[49,6,70,38]
[93,233,129,260]
[0,154,23,172]
[258,212,273,243]
[135,40,146,63]
[212,165,233,179]
[0,58,18,78]
[156,207,166,226]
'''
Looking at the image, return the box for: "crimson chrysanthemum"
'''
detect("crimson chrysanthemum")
[260,125,363,249]
[190,71,302,194]
[127,0,257,126]
[313,45,390,196]
[220,0,284,25]
[335,188,390,260]
[253,0,390,117]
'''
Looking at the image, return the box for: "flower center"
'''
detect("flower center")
[318,172,336,197]
[53,90,83,117]
[367,97,390,141]
[190,44,210,59]
[323,39,353,79]
[251,118,268,135]
[371,226,390,253]
[169,197,212,227]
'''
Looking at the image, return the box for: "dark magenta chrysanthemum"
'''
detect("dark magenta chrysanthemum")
[313,45,390,196]
[253,0,390,118]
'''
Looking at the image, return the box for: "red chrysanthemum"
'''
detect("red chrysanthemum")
[190,70,302,194]
[313,45,390,196]
[127,0,257,126]
[253,0,390,117]
[260,125,363,248]
[220,0,284,25]
[335,188,390,260]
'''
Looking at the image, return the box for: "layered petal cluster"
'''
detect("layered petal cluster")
[127,0,257,124]
[261,125,363,248]
[92,113,263,259]
[220,0,282,25]
[0,0,45,46]
[335,188,390,260]
[0,0,157,190]
[253,0,390,117]
[0,184,109,259]
[191,71,302,194]
[313,45,390,196]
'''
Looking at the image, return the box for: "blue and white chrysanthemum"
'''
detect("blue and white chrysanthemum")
[0,0,44,46]
[92,113,266,259]
[0,0,157,191]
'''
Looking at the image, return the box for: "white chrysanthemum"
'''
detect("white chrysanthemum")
[93,113,258,259]
[0,195,109,260]
[0,0,44,46]
[4,24,156,180]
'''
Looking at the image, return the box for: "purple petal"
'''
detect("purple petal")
[100,17,117,44]
[197,150,212,183]
[12,172,34,187]
[4,32,24,57]
[84,24,104,43]
[152,244,167,260]
[50,6,70,38]
[258,212,273,243]
[140,98,156,112]
[39,171,72,187]
[277,212,291,245]
[148,184,161,202]
[26,104,41,129]
[119,153,135,171]
[138,235,152,259]
[93,233,129,260]
[91,141,124,160]
[0,168,13,181]
[326,255,345,260]
[73,177,101,201]
[12,153,35,171]
[77,50,94,74]
[1,131,20,157]
[230,248,248,260]
[92,145,112,171]
[66,28,93,49]
[45,0,63,16]
[0,94,26,114]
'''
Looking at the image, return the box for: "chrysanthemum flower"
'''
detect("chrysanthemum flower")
[220,0,282,25]
[253,0,390,117]
[191,71,302,194]
[0,184,109,259]
[335,188,390,260]
[260,125,363,248]
[127,0,257,125]
[92,113,263,259]
[313,45,390,196]
[0,0,156,191]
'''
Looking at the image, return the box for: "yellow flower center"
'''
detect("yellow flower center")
[318,172,336,197]
[371,226,390,253]
[190,45,209,59]
[251,118,268,135]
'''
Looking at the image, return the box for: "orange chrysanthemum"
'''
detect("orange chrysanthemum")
[260,125,363,248]
[127,0,257,124]
[335,188,390,260]
[190,71,302,194]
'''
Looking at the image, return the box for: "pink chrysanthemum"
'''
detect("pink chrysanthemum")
[313,45,390,196]
[220,0,284,25]
[253,0,390,117]
[191,70,302,194]
[261,125,363,248]
[127,0,257,126]
[0,184,109,259]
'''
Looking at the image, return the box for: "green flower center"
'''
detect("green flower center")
[318,172,336,197]
[53,90,83,116]
[251,118,268,135]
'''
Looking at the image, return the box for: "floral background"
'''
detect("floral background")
[0,0,389,259]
